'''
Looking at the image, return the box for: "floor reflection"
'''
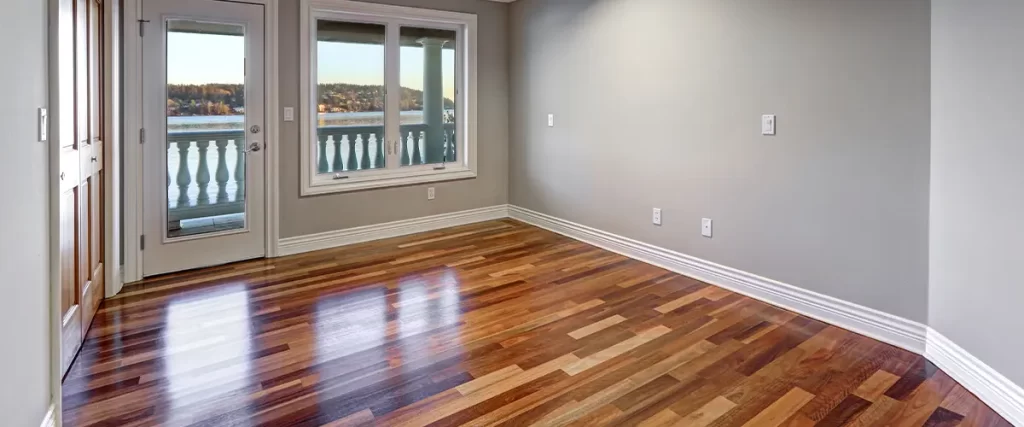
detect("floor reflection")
[162,285,252,425]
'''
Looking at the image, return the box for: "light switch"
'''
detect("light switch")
[38,108,47,142]
[761,114,776,136]
[548,114,554,127]
[283,107,295,122]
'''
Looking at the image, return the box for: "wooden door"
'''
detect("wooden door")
[60,0,104,378]
[81,0,105,342]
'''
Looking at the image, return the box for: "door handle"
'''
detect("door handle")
[245,141,261,153]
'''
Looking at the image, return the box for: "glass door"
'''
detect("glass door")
[142,0,266,276]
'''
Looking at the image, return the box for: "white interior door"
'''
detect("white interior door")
[142,0,265,276]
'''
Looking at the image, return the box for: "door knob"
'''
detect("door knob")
[246,141,261,153]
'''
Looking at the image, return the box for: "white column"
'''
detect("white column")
[418,37,447,164]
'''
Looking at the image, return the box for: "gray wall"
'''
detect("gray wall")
[508,0,932,322]
[278,0,509,238]
[0,0,52,424]
[930,0,1024,387]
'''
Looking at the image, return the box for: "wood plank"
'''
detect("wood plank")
[677,396,737,427]
[562,325,672,375]
[740,386,815,427]
[854,369,903,402]
[569,315,628,340]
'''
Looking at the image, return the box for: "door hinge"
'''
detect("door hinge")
[140,235,145,251]
[138,19,150,37]
[139,128,145,144]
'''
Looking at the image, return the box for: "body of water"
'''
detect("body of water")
[168,110,452,131]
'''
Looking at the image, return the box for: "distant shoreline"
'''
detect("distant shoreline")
[168,110,453,131]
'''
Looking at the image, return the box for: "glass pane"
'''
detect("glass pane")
[399,27,457,166]
[316,20,387,175]
[165,20,247,238]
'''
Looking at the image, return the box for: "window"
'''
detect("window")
[300,0,477,195]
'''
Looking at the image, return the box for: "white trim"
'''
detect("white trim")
[299,0,479,196]
[104,0,124,297]
[926,328,1024,426]
[39,404,56,427]
[507,205,928,354]
[278,205,509,256]
[264,0,281,257]
[301,168,477,195]
[122,0,142,283]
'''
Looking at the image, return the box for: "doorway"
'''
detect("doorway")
[140,0,267,276]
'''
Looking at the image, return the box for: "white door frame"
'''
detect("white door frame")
[122,0,280,283]
[48,0,128,423]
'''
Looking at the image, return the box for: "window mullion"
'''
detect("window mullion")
[384,20,402,170]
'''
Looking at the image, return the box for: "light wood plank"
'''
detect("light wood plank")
[568,315,628,340]
[563,325,672,375]
[853,369,902,402]
[655,288,716,313]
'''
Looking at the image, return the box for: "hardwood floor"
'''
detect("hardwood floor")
[62,219,1012,426]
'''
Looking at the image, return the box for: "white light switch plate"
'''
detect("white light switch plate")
[702,218,713,238]
[38,108,47,142]
[283,107,295,122]
[548,114,554,127]
[762,114,776,136]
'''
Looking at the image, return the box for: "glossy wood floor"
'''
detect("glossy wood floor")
[63,220,1012,427]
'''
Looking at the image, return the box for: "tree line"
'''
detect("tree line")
[167,83,454,116]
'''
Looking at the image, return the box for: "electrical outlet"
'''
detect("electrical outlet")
[652,208,662,226]
[427,187,436,200]
[702,218,713,238]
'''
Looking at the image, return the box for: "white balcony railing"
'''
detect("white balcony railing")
[166,130,246,228]
[315,123,457,174]
[165,123,456,225]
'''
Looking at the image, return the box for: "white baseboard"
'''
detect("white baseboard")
[277,205,510,256]
[40,403,55,427]
[508,205,927,353]
[926,328,1024,426]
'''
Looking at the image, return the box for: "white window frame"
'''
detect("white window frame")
[299,0,478,195]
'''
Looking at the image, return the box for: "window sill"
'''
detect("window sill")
[301,167,477,196]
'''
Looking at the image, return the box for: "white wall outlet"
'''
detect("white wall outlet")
[652,208,662,226]
[427,187,436,200]
[702,218,713,238]
[548,114,555,127]
[761,114,776,136]
[283,107,295,122]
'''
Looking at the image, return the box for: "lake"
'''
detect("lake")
[168,110,451,131]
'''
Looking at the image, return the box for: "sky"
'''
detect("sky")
[167,32,456,100]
